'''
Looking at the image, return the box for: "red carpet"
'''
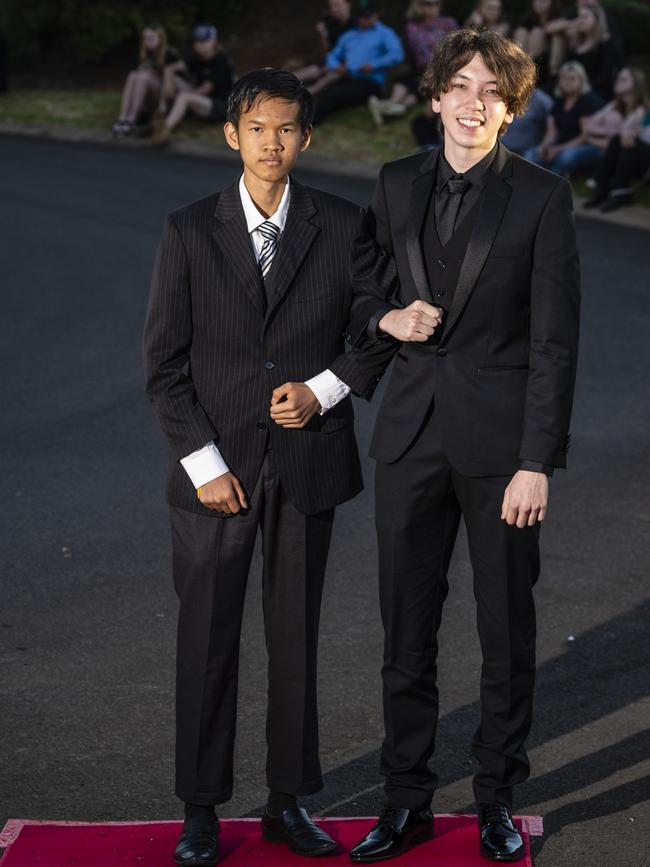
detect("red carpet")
[0,815,542,866]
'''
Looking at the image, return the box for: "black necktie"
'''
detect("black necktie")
[437,175,472,246]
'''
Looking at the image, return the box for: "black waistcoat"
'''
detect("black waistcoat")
[422,190,480,318]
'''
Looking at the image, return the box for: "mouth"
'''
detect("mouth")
[261,158,282,166]
[457,117,484,130]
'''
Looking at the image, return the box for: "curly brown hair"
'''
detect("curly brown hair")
[420,27,537,128]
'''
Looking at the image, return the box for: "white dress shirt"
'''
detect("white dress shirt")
[179,176,351,489]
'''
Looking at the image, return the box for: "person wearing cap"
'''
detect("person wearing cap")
[152,24,234,146]
[313,1,404,124]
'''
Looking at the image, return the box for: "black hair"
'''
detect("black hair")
[226,68,314,130]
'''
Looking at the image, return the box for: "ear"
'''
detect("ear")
[224,121,240,151]
[300,125,313,152]
[431,95,441,115]
[503,109,514,127]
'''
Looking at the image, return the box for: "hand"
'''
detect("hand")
[270,382,321,428]
[620,131,636,148]
[197,472,248,515]
[359,63,373,73]
[501,471,548,528]
[378,300,444,342]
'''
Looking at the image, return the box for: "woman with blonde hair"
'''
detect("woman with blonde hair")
[565,3,617,100]
[525,60,603,175]
[112,24,180,137]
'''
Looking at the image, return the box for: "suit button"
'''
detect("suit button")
[436,289,445,297]
[436,348,447,357]
[265,361,275,370]
[437,259,446,268]
[256,422,267,431]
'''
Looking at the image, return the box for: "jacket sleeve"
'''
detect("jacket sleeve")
[142,215,220,460]
[346,167,403,347]
[328,185,402,398]
[520,179,580,468]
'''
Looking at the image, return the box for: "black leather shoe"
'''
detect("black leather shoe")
[174,815,220,866]
[349,807,434,862]
[262,806,337,856]
[478,804,524,861]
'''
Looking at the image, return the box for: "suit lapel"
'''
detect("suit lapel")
[211,183,266,316]
[439,143,513,345]
[405,148,438,304]
[263,181,321,325]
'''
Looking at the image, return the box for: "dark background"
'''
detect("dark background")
[2,1,648,77]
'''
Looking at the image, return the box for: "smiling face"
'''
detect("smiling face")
[614,67,633,96]
[431,52,513,167]
[224,96,311,189]
[142,28,161,51]
[558,69,582,96]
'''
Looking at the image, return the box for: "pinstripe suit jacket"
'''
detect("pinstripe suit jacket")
[143,178,382,516]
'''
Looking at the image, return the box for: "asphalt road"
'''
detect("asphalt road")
[1,136,648,866]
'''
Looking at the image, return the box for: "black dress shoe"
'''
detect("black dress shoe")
[174,815,220,866]
[349,806,434,862]
[262,806,338,856]
[478,804,524,861]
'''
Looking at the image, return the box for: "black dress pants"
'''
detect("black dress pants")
[375,407,540,810]
[170,451,334,805]
[313,76,381,124]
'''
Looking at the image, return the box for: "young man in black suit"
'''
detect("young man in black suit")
[143,69,383,866]
[300,28,580,863]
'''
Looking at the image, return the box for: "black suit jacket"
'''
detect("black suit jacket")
[349,143,581,474]
[143,179,381,516]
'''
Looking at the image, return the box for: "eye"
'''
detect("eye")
[452,83,465,89]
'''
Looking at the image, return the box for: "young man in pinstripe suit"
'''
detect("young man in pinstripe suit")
[143,69,383,866]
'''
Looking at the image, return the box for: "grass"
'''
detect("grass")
[0,85,421,166]
[1,86,648,207]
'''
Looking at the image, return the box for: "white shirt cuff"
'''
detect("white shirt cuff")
[305,369,351,416]
[180,442,230,488]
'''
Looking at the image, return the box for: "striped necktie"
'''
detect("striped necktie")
[258,220,281,280]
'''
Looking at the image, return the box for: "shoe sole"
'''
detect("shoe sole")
[262,828,337,857]
[350,825,434,862]
[480,844,526,862]
[173,857,218,866]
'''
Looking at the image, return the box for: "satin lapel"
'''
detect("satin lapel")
[439,152,513,345]
[405,149,438,304]
[263,183,320,325]
[211,184,266,316]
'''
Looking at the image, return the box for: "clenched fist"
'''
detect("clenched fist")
[379,300,444,342]
[270,382,321,429]
[198,472,248,515]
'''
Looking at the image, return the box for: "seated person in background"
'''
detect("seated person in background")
[313,1,403,124]
[513,0,565,88]
[564,3,618,101]
[465,0,511,37]
[584,68,650,210]
[112,24,180,137]
[368,0,458,126]
[294,0,357,94]
[152,24,234,145]
[551,0,625,76]
[525,60,602,176]
[502,87,554,155]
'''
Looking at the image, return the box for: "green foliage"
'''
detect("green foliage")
[0,0,249,64]
[602,0,650,56]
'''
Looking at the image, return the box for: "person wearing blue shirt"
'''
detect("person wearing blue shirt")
[313,1,404,124]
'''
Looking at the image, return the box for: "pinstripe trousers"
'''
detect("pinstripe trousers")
[171,449,334,805]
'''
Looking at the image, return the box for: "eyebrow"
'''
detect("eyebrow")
[245,118,297,125]
[453,73,499,85]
